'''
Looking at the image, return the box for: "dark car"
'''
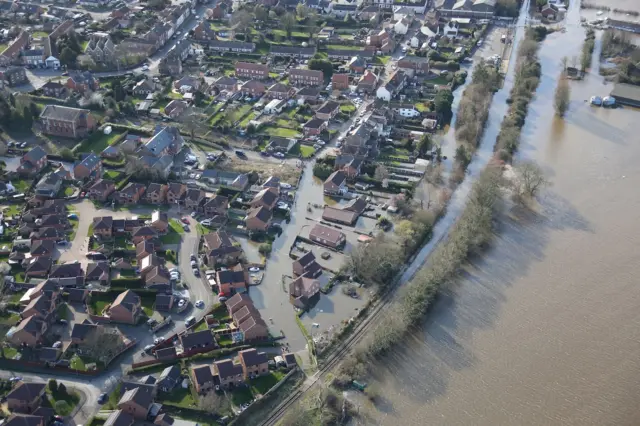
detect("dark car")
[86,252,107,260]
[235,150,247,158]
[98,393,107,404]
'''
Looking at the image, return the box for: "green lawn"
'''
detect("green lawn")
[56,303,70,320]
[32,31,48,39]
[340,104,356,114]
[167,91,184,100]
[263,126,301,138]
[239,112,256,128]
[87,223,94,237]
[158,388,197,408]
[224,105,252,124]
[70,354,86,371]
[69,218,79,240]
[80,131,124,153]
[250,371,286,395]
[217,335,233,346]
[162,219,184,244]
[231,387,253,406]
[194,321,209,332]
[13,179,32,193]
[415,102,431,112]
[63,186,74,196]
[104,170,125,181]
[299,145,316,158]
[271,29,310,38]
[103,384,121,410]
[140,295,155,317]
[89,297,110,315]
[0,311,20,325]
[2,204,22,217]
[3,347,18,359]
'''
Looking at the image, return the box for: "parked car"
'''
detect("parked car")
[178,299,186,308]
[273,152,285,159]
[280,183,292,189]
[143,344,155,353]
[235,150,247,158]
[249,267,260,272]
[183,224,189,232]
[193,268,200,276]
[191,211,197,218]
[181,217,189,224]
[185,316,196,327]
[98,393,107,404]
[52,341,62,348]
[200,219,212,226]
[195,300,204,308]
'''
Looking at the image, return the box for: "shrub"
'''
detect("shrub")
[259,242,272,256]
[54,400,70,415]
[48,379,58,392]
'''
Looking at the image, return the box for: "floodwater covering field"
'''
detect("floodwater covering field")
[357,1,640,425]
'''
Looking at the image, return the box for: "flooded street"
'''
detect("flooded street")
[360,1,640,425]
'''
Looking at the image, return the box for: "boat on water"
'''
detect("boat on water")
[590,96,603,106]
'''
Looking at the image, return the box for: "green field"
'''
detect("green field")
[162,219,184,244]
[158,388,197,408]
[263,126,301,138]
[80,131,124,154]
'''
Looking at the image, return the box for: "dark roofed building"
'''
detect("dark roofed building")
[292,251,322,278]
[180,329,215,352]
[309,223,346,249]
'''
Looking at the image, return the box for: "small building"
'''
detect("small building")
[238,348,269,379]
[289,275,321,309]
[323,170,347,195]
[309,223,346,249]
[610,83,640,107]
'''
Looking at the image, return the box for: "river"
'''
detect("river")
[358,1,640,425]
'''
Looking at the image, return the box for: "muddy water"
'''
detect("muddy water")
[361,2,640,425]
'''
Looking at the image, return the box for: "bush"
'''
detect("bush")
[259,242,272,256]
[54,400,70,415]
[48,379,58,392]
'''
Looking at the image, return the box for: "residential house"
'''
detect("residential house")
[284,353,297,368]
[180,329,215,353]
[327,49,374,61]
[71,322,99,344]
[88,179,116,202]
[66,71,99,94]
[203,231,242,267]
[394,16,412,35]
[323,170,347,195]
[376,70,407,101]
[348,56,366,74]
[5,414,44,426]
[0,31,29,66]
[270,45,316,58]
[296,86,321,104]
[309,223,346,249]
[244,206,272,232]
[132,79,156,96]
[145,183,168,204]
[289,275,321,309]
[213,76,237,93]
[29,227,64,242]
[73,153,102,181]
[335,154,363,178]
[367,28,395,53]
[357,70,378,93]
[144,266,171,290]
[151,211,169,233]
[397,55,430,75]
[174,76,202,93]
[22,49,44,67]
[213,359,244,389]
[68,288,89,304]
[158,55,182,76]
[225,293,252,316]
[332,73,350,90]
[240,80,266,97]
[315,100,340,120]
[84,34,115,63]
[541,3,560,19]
[303,117,328,136]
[40,105,96,139]
[390,102,421,118]
[157,365,181,392]
[217,268,247,295]
[322,205,359,225]
[154,414,173,426]
[203,194,228,217]
[139,254,161,276]
[6,316,47,347]
[136,240,155,260]
[40,81,66,98]
[92,216,114,238]
[0,67,27,87]
[86,262,109,283]
[18,146,48,176]
[331,3,357,17]
[237,313,269,341]
[206,40,255,53]
[192,20,216,40]
[24,257,52,278]
[266,83,295,100]
[264,99,286,114]
[49,262,83,279]
[292,251,322,278]
[184,188,206,210]
[235,62,269,80]
[131,226,158,245]
[29,240,55,259]
[115,182,146,205]
[108,290,142,324]
[6,382,45,413]
[117,387,152,420]
[140,126,183,157]
[191,365,214,393]
[289,68,323,87]
[155,294,173,312]
[250,187,278,210]
[238,348,269,379]
[267,136,297,153]
[166,183,187,205]
[164,100,188,119]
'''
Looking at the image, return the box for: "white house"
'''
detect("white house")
[45,56,60,69]
[376,85,392,102]
[365,0,394,8]
[391,104,420,117]
[264,99,285,114]
[394,17,412,35]
[442,21,459,38]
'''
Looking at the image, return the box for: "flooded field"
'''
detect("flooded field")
[359,1,640,425]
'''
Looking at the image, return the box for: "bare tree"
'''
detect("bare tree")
[512,160,549,199]
[80,326,125,364]
[177,107,207,141]
[281,13,296,39]
[198,392,225,412]
[554,77,570,117]
[560,55,568,71]
[230,10,253,41]
[373,165,388,181]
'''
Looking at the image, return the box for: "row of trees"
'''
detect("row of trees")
[494,28,544,160]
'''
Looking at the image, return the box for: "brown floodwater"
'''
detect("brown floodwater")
[359,2,640,425]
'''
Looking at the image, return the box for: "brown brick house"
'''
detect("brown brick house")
[332,73,350,90]
[240,80,266,97]
[115,183,146,204]
[88,179,116,202]
[238,348,269,379]
[7,317,47,347]
[315,101,340,121]
[18,147,47,176]
[117,387,152,420]
[266,83,295,100]
[145,183,167,204]
[289,275,321,309]
[213,359,244,389]
[131,226,158,245]
[303,117,328,136]
[203,195,228,217]
[66,71,99,94]
[93,216,113,237]
[244,206,272,232]
[309,223,346,249]
[289,68,323,87]
[151,211,169,233]
[191,365,214,393]
[184,188,206,210]
[203,230,242,267]
[166,183,186,205]
[73,153,102,181]
[40,105,96,139]
[235,62,269,80]
[108,290,142,324]
[293,251,322,278]
[250,187,278,210]
[6,382,45,413]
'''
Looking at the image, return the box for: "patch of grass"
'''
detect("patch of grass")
[217,335,233,346]
[3,347,18,359]
[56,303,70,320]
[157,388,197,408]
[87,223,94,237]
[162,219,184,244]
[140,295,155,317]
[69,218,79,240]
[70,354,86,371]
[103,384,121,410]
[167,91,184,100]
[12,179,32,193]
[340,104,356,114]
[231,386,253,406]
[0,311,20,325]
[250,372,285,395]
[262,126,301,138]
[299,145,316,158]
[63,186,75,196]
[104,170,124,181]
[31,31,48,39]
[415,102,431,112]
[1,204,22,217]
[239,112,256,128]
[46,386,81,415]
[79,131,124,154]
